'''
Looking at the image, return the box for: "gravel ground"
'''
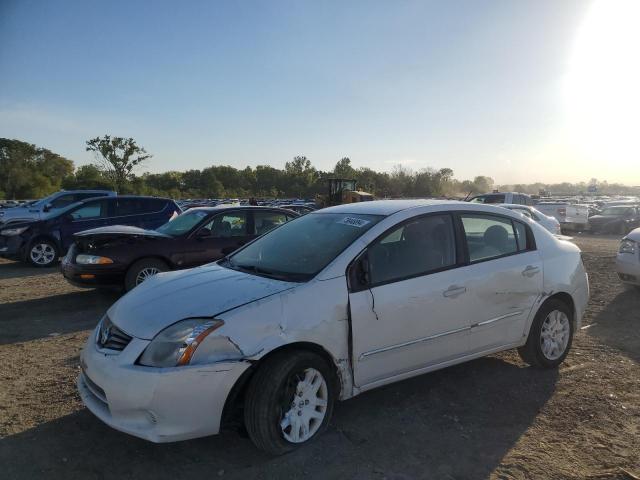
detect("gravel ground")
[0,234,638,479]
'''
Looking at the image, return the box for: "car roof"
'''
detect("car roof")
[500,203,532,209]
[186,205,294,213]
[314,199,465,216]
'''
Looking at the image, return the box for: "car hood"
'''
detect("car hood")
[107,263,298,339]
[74,225,170,238]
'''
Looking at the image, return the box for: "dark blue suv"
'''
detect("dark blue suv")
[0,196,181,267]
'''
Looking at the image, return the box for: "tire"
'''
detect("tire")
[244,350,336,455]
[27,238,59,268]
[124,258,168,291]
[518,298,574,368]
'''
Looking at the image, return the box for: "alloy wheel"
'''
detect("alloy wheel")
[540,310,570,360]
[30,243,56,266]
[135,267,160,285]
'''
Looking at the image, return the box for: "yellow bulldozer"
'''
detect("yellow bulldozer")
[317,179,374,207]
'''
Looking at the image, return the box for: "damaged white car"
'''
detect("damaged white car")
[78,200,589,454]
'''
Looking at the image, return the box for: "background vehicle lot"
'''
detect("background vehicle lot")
[1,235,638,479]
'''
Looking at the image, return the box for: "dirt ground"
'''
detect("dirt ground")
[0,234,638,480]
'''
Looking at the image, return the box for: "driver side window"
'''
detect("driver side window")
[368,214,457,286]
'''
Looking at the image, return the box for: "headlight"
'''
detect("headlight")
[619,239,636,254]
[76,254,114,265]
[0,226,28,236]
[138,318,231,367]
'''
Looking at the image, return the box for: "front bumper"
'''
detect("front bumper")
[61,256,126,288]
[78,330,251,443]
[0,235,26,259]
[615,252,640,285]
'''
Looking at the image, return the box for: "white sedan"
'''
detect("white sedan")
[78,200,589,454]
[616,228,640,287]
[499,204,562,234]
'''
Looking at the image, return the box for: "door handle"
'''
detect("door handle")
[443,285,466,298]
[522,265,540,277]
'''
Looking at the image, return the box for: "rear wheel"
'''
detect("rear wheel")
[244,350,336,455]
[124,258,168,291]
[518,299,573,368]
[28,239,59,267]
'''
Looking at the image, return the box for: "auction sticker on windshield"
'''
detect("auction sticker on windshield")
[339,217,371,228]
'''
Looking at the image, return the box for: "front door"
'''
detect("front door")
[182,210,250,267]
[349,213,471,388]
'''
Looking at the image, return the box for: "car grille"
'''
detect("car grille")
[96,316,132,351]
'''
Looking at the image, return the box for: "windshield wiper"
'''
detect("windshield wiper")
[227,262,306,282]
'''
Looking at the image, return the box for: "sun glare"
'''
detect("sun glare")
[565,0,640,173]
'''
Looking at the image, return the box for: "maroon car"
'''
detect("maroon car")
[61,206,298,291]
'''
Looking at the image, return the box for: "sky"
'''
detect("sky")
[1,0,639,185]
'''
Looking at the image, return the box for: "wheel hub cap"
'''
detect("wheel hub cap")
[30,243,55,265]
[136,267,160,285]
[280,367,328,443]
[540,310,570,360]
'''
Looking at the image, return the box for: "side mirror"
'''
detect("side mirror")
[359,256,370,286]
[43,203,53,213]
[348,253,370,291]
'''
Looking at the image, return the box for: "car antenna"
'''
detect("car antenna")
[463,190,472,201]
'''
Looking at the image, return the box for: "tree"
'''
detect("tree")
[62,164,112,190]
[0,138,73,199]
[86,135,151,192]
[334,157,356,178]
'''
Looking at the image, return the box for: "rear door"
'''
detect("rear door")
[457,213,543,352]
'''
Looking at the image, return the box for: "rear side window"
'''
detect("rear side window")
[253,211,288,235]
[70,200,108,220]
[368,214,457,286]
[114,198,162,216]
[460,214,519,262]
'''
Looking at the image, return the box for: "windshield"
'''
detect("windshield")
[601,207,634,216]
[156,209,208,236]
[225,212,383,281]
[469,194,505,204]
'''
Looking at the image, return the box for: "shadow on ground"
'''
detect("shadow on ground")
[0,356,558,480]
[0,290,120,345]
[0,259,59,280]
[588,289,640,363]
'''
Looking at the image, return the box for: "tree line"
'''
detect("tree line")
[1,137,637,200]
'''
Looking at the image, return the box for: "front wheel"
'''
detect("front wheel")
[244,350,336,455]
[28,239,59,267]
[124,258,168,291]
[518,299,573,368]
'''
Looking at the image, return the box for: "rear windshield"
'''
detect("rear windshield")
[225,212,383,281]
[469,194,506,204]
